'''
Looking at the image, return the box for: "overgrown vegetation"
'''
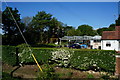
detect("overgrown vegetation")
[70,50,116,73]
[2,46,116,74]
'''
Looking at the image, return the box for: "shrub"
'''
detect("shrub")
[37,64,58,80]
[2,46,16,66]
[51,49,73,67]
[87,74,94,78]
[70,50,116,72]
[17,44,33,64]
[2,45,116,73]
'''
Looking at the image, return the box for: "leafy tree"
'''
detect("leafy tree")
[31,11,52,43]
[116,15,120,26]
[2,7,25,45]
[49,18,65,44]
[77,25,96,36]
[96,24,115,36]
[108,24,115,31]
[67,28,81,36]
[64,26,74,36]
[96,27,109,36]
[21,16,33,27]
[49,17,59,38]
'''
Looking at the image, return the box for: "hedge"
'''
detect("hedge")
[2,45,116,73]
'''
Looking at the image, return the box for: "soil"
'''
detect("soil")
[2,63,103,79]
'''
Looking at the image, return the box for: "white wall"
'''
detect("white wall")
[101,40,119,51]
[119,41,120,51]
[90,40,101,49]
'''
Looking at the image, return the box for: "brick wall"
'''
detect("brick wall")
[115,26,120,39]
[115,55,120,76]
[102,26,120,40]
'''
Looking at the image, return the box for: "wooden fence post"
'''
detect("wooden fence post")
[115,55,120,79]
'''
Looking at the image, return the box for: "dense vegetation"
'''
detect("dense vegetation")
[2,46,116,73]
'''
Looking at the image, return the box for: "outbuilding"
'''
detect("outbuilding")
[101,26,120,51]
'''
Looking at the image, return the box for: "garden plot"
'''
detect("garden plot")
[2,46,117,79]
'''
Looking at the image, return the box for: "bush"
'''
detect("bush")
[17,44,33,64]
[32,49,53,64]
[2,46,16,66]
[37,64,58,80]
[70,50,116,72]
[2,45,116,73]
[87,74,94,78]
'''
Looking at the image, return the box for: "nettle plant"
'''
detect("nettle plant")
[51,49,74,67]
[17,44,33,64]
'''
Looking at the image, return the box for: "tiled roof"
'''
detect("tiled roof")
[102,26,120,40]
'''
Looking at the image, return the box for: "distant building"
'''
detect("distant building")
[101,26,120,51]
[90,36,101,49]
[60,35,102,49]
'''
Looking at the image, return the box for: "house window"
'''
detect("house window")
[106,42,111,47]
[94,40,101,43]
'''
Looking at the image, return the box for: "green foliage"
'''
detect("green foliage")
[116,15,120,26]
[37,64,58,80]
[31,43,57,47]
[77,24,97,36]
[31,11,52,43]
[101,74,110,80]
[64,26,74,35]
[66,72,73,76]
[67,28,81,36]
[17,44,32,64]
[70,50,116,72]
[2,46,116,73]
[33,49,53,64]
[108,24,115,31]
[97,27,109,36]
[87,74,94,78]
[2,7,25,45]
[21,16,32,27]
[51,49,73,67]
[97,24,115,36]
[2,46,16,66]
[2,72,22,80]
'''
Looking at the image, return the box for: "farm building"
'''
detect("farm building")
[101,26,120,51]
[60,36,102,49]
[90,35,101,49]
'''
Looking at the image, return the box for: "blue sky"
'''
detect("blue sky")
[2,2,118,29]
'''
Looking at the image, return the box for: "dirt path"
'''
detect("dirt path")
[2,63,39,78]
[3,63,103,79]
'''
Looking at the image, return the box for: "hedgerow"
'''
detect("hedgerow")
[2,45,116,73]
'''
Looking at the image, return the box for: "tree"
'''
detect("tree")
[31,11,52,43]
[64,26,74,36]
[49,17,65,44]
[116,15,120,26]
[77,25,96,36]
[96,27,109,36]
[96,24,115,36]
[108,24,115,31]
[21,16,33,27]
[2,7,25,45]
[67,28,81,36]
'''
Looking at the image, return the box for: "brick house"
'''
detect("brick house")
[101,26,120,51]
